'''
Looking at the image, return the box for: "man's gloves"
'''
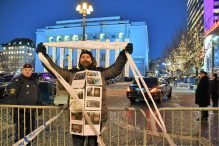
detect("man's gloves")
[36,42,47,55]
[124,43,133,54]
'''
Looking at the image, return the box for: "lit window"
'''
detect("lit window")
[119,33,124,39]
[72,35,79,41]
[100,33,105,39]
[19,41,22,45]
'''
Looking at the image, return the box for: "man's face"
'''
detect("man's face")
[80,53,92,67]
[22,68,33,78]
[199,73,205,78]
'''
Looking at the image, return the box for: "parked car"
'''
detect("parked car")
[36,73,56,105]
[126,77,172,103]
[0,74,16,99]
[106,75,121,85]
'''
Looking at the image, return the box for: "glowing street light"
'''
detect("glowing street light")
[76,1,93,41]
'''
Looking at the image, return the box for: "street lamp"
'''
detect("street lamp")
[76,0,93,41]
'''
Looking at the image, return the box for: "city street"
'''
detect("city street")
[104,82,219,145]
[106,82,196,108]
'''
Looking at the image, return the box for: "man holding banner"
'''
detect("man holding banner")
[36,42,133,146]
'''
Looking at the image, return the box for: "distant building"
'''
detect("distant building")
[0,44,2,52]
[187,0,219,73]
[203,0,219,73]
[0,48,3,73]
[35,16,149,77]
[1,38,35,73]
[187,0,204,34]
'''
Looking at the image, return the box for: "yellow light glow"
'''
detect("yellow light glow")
[82,2,87,9]
[76,4,81,11]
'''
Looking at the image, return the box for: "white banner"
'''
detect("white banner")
[43,41,128,50]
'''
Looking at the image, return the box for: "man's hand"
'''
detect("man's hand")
[36,42,47,55]
[125,43,133,54]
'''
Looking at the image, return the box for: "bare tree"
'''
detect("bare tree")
[162,24,187,58]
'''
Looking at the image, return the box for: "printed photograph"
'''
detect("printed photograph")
[86,77,101,85]
[71,112,83,121]
[85,112,101,125]
[71,89,84,99]
[86,100,100,108]
[70,100,83,111]
[74,72,86,80]
[86,86,101,97]
[71,124,83,133]
[86,71,99,77]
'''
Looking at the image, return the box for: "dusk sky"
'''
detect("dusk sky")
[0,0,187,59]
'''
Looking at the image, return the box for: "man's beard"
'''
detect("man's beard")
[81,61,92,67]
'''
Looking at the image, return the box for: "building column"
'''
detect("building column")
[52,47,56,63]
[105,39,110,67]
[96,49,100,67]
[60,48,64,68]
[114,39,120,61]
[68,48,73,69]
[77,49,81,68]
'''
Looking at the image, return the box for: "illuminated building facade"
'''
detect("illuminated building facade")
[35,16,149,77]
[203,0,219,73]
[187,0,204,33]
[1,38,35,73]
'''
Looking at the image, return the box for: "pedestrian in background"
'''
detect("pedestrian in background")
[7,64,41,144]
[209,73,218,107]
[195,70,210,121]
[173,77,178,87]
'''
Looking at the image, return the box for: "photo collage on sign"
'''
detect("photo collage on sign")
[85,86,102,110]
[71,71,86,88]
[69,89,84,112]
[70,70,102,135]
[84,111,101,136]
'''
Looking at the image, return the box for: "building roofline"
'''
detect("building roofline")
[56,16,122,25]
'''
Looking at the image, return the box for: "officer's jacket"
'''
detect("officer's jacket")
[7,75,39,105]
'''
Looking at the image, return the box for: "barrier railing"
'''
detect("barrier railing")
[0,105,70,146]
[2,105,218,145]
[159,107,219,146]
[0,105,150,146]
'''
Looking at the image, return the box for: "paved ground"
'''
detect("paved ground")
[103,82,219,145]
[1,82,218,145]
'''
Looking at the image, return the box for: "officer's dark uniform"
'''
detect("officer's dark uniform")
[7,64,40,143]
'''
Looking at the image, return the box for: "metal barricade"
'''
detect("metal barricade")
[0,105,151,146]
[159,107,219,146]
[4,105,210,145]
[102,107,149,146]
[0,105,71,146]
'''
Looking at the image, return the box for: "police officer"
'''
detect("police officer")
[7,64,40,144]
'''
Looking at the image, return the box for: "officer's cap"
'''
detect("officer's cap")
[199,70,208,75]
[23,64,33,69]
